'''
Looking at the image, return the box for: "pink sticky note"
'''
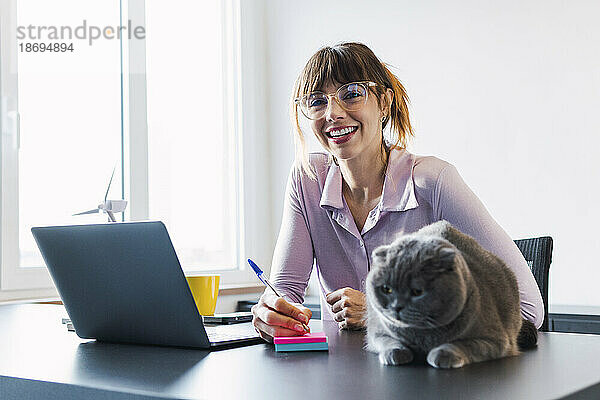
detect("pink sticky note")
[273,332,328,344]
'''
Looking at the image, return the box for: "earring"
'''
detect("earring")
[381,115,385,122]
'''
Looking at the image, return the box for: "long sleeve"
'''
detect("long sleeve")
[432,164,545,329]
[269,166,315,304]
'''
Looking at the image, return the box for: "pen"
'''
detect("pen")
[247,258,310,332]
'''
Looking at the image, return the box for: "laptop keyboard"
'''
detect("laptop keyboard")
[204,324,260,343]
[63,316,259,343]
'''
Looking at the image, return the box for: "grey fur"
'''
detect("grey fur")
[365,220,522,369]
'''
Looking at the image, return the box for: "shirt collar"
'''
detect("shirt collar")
[380,148,419,212]
[319,148,419,212]
[319,162,344,209]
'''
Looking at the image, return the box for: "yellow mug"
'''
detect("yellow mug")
[185,275,220,316]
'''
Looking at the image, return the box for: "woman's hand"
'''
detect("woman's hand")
[251,292,312,343]
[326,287,367,330]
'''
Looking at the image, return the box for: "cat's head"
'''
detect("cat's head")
[366,235,470,329]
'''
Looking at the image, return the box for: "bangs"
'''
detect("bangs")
[299,46,374,95]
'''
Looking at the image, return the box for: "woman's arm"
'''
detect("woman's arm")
[251,166,315,341]
[269,166,315,303]
[432,164,545,329]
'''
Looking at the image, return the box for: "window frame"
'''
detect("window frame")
[0,0,271,295]
[1,0,55,290]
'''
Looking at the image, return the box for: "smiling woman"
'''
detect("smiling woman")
[250,42,544,342]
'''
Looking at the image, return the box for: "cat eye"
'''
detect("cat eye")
[380,285,393,294]
[410,288,424,297]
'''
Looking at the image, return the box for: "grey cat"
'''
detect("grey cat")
[365,220,537,368]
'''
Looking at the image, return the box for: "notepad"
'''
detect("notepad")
[273,332,327,344]
[275,341,329,352]
[273,332,328,352]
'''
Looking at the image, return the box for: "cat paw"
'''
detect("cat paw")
[427,344,468,369]
[379,348,414,365]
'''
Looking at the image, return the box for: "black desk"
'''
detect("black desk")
[1,304,599,400]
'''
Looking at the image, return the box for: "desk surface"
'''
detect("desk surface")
[1,304,599,400]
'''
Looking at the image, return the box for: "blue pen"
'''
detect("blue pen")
[247,258,309,332]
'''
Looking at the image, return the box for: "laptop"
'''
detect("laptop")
[31,221,262,349]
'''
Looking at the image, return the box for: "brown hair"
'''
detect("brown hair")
[290,42,413,178]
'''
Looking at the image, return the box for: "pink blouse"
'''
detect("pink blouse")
[270,148,544,328]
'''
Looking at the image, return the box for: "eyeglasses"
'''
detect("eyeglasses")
[295,81,377,120]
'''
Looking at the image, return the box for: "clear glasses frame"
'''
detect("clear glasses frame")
[295,81,377,120]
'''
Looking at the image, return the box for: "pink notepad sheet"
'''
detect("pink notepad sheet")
[273,332,328,344]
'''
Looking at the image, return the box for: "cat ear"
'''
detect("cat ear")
[437,247,456,269]
[372,245,389,265]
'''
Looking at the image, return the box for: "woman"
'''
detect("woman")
[251,42,544,341]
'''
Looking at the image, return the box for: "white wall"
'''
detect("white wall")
[259,0,600,307]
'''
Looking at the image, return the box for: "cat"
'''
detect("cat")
[365,220,537,368]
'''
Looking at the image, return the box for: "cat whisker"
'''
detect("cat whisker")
[377,307,410,328]
[400,310,439,328]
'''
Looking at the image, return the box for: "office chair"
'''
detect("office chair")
[514,236,553,331]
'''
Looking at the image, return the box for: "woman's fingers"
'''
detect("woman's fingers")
[325,287,348,305]
[331,296,353,314]
[261,293,310,324]
[254,303,307,332]
[335,313,364,330]
[252,316,303,342]
[251,293,311,341]
[327,287,367,330]
[295,304,313,323]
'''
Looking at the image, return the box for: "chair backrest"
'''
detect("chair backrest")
[513,237,553,331]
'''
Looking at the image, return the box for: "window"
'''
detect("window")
[1,0,123,290]
[1,0,264,295]
[144,0,238,271]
